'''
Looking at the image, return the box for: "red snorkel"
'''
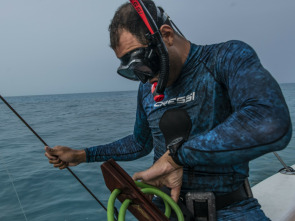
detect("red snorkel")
[130,0,169,102]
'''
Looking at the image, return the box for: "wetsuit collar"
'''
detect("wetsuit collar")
[181,42,203,74]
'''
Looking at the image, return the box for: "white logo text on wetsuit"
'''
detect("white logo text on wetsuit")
[154,92,195,107]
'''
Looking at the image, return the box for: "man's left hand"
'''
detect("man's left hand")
[132,151,183,202]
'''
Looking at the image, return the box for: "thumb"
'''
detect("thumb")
[45,146,52,153]
[132,171,162,188]
[45,146,60,156]
[132,171,144,181]
[170,186,181,202]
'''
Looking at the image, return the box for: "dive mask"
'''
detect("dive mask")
[117,47,160,84]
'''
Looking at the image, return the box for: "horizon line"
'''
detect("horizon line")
[2,82,294,98]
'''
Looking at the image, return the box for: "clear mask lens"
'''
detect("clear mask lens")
[117,48,158,83]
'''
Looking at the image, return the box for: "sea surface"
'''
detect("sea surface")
[0,83,294,221]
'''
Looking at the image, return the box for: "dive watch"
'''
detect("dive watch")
[167,137,184,166]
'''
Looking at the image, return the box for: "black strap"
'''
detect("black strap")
[215,184,249,210]
[184,183,251,220]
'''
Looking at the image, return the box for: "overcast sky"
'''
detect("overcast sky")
[0,0,294,97]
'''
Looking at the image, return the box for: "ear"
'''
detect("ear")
[159,25,174,46]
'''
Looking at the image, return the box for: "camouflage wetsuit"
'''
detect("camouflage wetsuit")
[85,40,292,220]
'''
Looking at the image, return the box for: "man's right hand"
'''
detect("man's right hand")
[44,146,86,169]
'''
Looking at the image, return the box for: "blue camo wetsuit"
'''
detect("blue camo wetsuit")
[85,40,292,220]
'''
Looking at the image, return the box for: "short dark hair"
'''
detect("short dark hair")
[108,0,168,50]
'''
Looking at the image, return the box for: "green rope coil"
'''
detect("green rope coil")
[118,199,132,221]
[107,181,184,221]
[107,189,121,221]
[134,181,171,217]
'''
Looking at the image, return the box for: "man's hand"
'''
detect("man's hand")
[44,146,86,169]
[132,151,183,202]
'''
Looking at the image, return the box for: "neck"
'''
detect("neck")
[178,37,191,66]
[167,35,190,86]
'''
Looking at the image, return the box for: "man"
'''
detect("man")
[45,0,292,220]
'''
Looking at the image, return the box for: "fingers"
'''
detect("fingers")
[49,158,60,164]
[45,146,53,154]
[51,158,68,170]
[170,185,181,202]
[45,146,57,160]
[45,152,57,160]
[132,171,144,181]
[59,162,69,170]
[44,146,68,170]
[45,146,62,156]
[56,161,68,170]
[134,151,177,182]
[133,171,163,188]
[133,165,165,182]
[132,171,160,185]
[133,155,183,203]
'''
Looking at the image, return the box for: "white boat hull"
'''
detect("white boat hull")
[252,164,295,221]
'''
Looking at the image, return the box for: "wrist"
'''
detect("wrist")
[170,153,183,167]
[167,137,184,167]
[167,153,183,168]
[75,149,86,163]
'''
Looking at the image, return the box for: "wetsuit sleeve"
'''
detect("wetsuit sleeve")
[84,84,153,162]
[177,40,292,167]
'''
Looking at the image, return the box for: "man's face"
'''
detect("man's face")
[114,28,184,88]
[114,29,160,85]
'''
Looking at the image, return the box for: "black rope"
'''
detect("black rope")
[0,95,110,213]
[273,152,294,172]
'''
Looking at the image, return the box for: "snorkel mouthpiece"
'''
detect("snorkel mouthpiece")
[151,82,164,102]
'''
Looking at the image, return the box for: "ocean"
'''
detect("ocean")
[0,83,294,221]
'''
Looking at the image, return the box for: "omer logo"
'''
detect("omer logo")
[154,92,196,107]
